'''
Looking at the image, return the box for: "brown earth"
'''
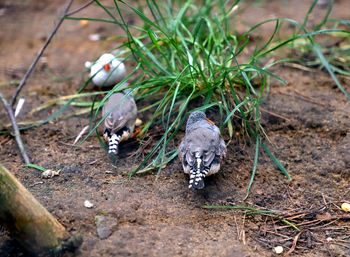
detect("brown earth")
[0,0,349,256]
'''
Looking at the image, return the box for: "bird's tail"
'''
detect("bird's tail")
[188,153,208,190]
[189,168,204,189]
[108,134,121,154]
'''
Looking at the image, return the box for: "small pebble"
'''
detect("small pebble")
[95,215,117,240]
[274,246,283,254]
[88,33,101,41]
[85,61,93,69]
[135,118,143,127]
[341,202,350,212]
[84,200,94,208]
[80,20,89,27]
[40,56,48,65]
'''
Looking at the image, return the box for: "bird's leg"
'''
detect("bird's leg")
[131,119,143,138]
[116,126,131,142]
[132,127,141,138]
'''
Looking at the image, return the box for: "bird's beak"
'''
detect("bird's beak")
[103,63,111,72]
[205,118,215,125]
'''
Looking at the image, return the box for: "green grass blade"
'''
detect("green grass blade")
[25,164,46,172]
[245,135,260,199]
[261,142,291,180]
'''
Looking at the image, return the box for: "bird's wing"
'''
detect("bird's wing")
[179,138,195,166]
[218,137,227,158]
[203,149,216,167]
[188,123,225,167]
[178,140,185,161]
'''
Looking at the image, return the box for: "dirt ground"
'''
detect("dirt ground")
[0,0,349,256]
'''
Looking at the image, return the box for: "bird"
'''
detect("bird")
[102,92,137,155]
[179,111,226,189]
[85,53,126,87]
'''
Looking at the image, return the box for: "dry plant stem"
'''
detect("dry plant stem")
[1,0,74,165]
[10,0,74,107]
[66,0,94,16]
[0,93,30,164]
[285,232,302,256]
[259,107,293,122]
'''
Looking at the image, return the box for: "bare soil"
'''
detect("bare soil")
[0,1,349,256]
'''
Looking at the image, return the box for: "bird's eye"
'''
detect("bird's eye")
[103,63,111,72]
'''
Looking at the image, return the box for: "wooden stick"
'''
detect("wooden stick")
[0,164,68,254]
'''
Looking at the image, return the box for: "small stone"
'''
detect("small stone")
[135,118,142,127]
[274,246,283,254]
[84,200,94,208]
[85,61,93,69]
[341,203,350,212]
[88,33,101,41]
[95,215,117,240]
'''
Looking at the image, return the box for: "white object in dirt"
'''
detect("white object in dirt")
[341,202,350,212]
[73,125,89,145]
[41,169,60,179]
[84,200,94,209]
[85,53,126,87]
[135,118,142,127]
[273,246,283,254]
[14,98,25,117]
[88,33,101,41]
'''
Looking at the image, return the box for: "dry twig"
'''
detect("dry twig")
[0,93,30,164]
[66,0,94,16]
[11,0,74,107]
[0,0,75,164]
[285,232,302,256]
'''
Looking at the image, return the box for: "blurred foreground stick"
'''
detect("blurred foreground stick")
[0,164,82,255]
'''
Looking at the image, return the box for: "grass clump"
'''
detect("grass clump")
[76,0,287,176]
[60,0,350,195]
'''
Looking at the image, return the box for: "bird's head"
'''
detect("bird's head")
[97,53,115,73]
[186,111,206,131]
[89,53,126,87]
[188,111,206,121]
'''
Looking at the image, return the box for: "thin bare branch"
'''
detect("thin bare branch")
[66,0,94,16]
[10,0,74,107]
[0,93,30,164]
